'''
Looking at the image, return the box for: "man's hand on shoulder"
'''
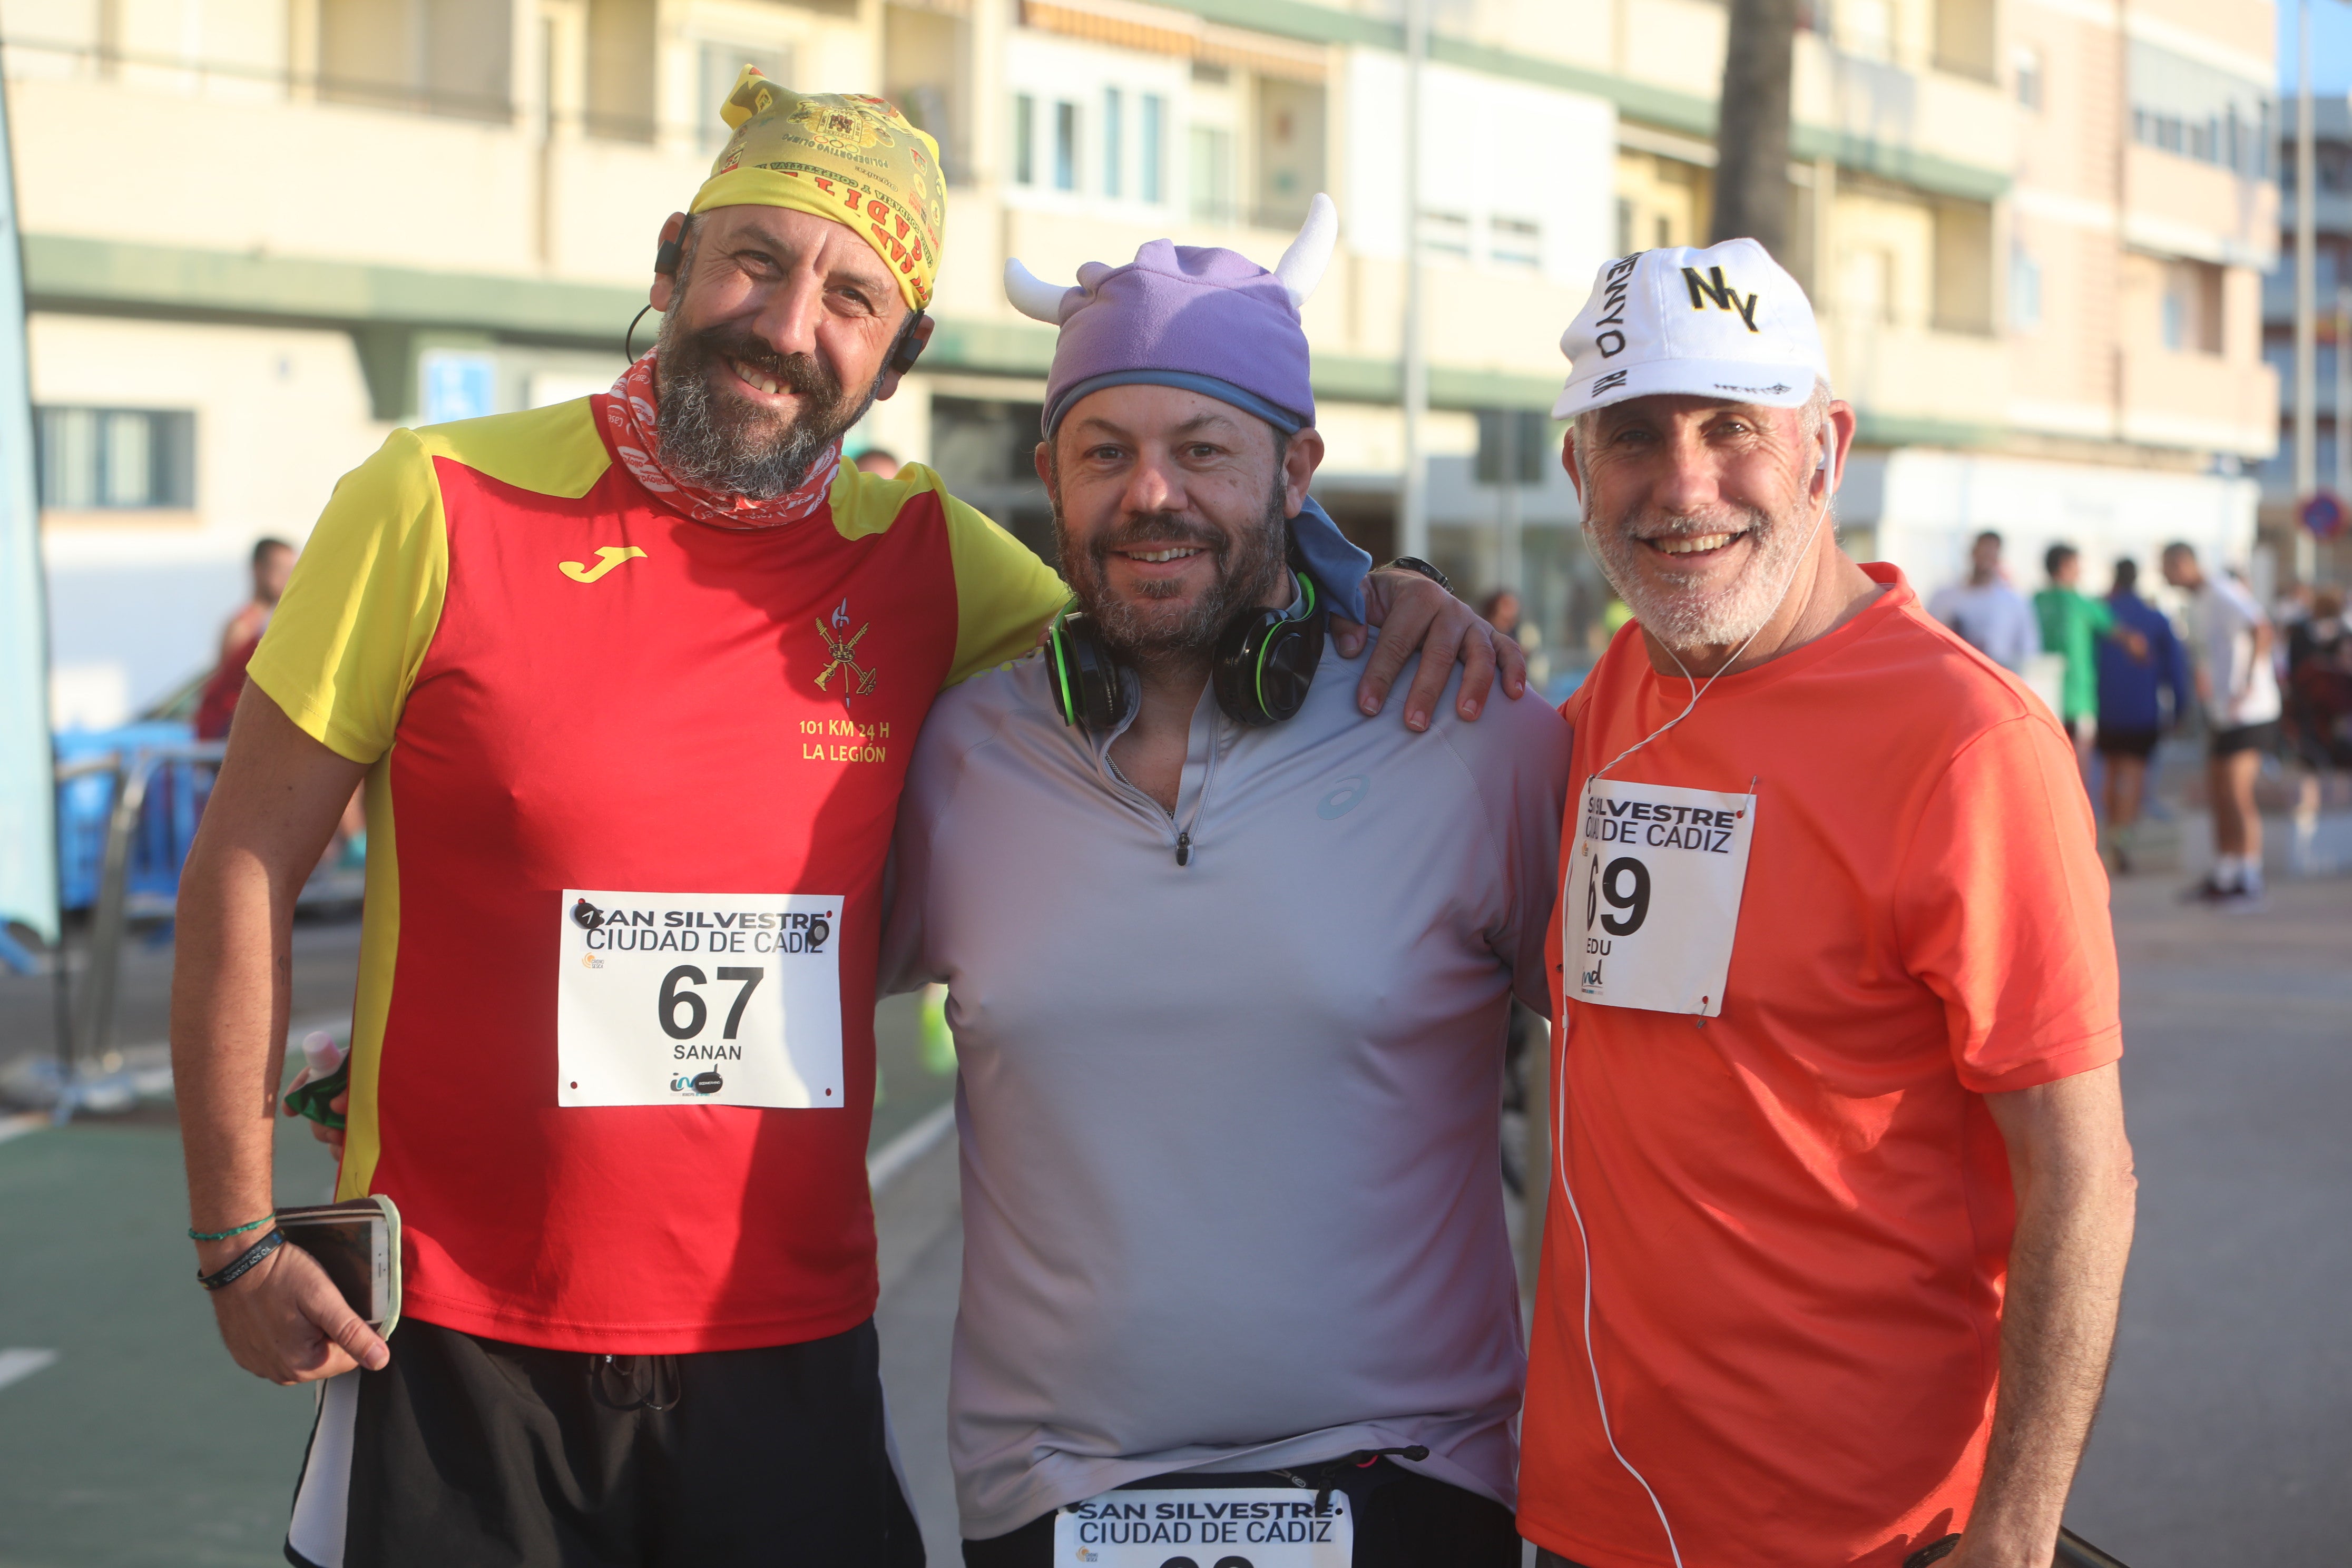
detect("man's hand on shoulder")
[1334,567,1529,731]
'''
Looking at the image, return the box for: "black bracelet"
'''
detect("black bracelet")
[1381,556,1452,593]
[197,1228,284,1292]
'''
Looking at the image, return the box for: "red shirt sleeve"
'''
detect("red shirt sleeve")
[1893,713,2123,1093]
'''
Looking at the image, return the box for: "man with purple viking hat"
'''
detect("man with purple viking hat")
[880,197,1571,1565]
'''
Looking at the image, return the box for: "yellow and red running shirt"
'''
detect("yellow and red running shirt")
[248,397,1064,1353]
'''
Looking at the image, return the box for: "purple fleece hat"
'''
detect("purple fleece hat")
[1010,194,1338,438]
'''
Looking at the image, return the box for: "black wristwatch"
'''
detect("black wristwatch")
[1382,556,1452,593]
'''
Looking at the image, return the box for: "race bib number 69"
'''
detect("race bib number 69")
[1567,779,1756,1017]
[556,889,844,1108]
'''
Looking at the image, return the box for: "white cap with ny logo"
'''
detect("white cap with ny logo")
[1551,238,1830,419]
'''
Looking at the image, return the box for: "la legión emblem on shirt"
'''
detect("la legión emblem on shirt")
[815,598,879,704]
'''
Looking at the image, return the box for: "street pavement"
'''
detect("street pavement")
[2,858,2347,1565]
[2064,871,2352,1562]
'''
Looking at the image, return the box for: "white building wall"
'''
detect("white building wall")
[1344,52,1616,293]
[1855,448,2261,604]
[34,314,391,724]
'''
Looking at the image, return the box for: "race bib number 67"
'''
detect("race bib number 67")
[1567,779,1756,1017]
[556,889,844,1108]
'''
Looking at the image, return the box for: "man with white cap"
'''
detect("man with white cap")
[169,72,1514,1566]
[1514,241,2137,1568]
[881,201,1568,1565]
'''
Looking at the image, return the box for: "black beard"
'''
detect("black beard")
[652,314,879,498]
[1054,472,1291,670]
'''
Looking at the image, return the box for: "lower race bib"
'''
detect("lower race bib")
[556,889,844,1108]
[1566,778,1756,1017]
[1054,1488,1351,1567]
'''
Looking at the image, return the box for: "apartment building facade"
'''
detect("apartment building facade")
[2261,94,2349,582]
[8,0,2276,722]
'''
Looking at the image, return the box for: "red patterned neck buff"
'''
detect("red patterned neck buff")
[602,350,841,530]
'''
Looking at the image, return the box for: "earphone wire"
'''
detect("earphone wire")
[1554,431,1838,1568]
[623,303,657,364]
[1553,1043,1685,1568]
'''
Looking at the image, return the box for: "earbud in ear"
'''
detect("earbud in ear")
[654,234,683,278]
[889,311,928,377]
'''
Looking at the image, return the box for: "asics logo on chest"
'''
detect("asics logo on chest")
[1317,774,1370,819]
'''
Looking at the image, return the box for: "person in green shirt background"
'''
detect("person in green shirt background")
[2036,543,2146,783]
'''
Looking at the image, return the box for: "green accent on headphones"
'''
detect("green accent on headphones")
[1252,570,1319,714]
[1048,601,1083,723]
[1046,548,1327,733]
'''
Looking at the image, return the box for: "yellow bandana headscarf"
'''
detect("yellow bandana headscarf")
[690,68,946,313]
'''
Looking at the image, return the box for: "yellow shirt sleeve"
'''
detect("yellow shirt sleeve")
[938,488,1067,686]
[829,459,1067,689]
[246,430,450,763]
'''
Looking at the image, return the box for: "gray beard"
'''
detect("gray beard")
[1055,473,1290,672]
[651,315,882,499]
[1582,499,1807,652]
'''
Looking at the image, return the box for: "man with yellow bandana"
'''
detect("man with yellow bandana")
[169,72,1513,1567]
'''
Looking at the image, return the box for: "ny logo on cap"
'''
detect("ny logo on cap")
[1683,266,1761,333]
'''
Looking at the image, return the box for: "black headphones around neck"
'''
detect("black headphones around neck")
[628,231,929,375]
[1048,550,1326,732]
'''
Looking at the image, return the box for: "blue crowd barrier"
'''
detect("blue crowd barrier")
[54,721,209,913]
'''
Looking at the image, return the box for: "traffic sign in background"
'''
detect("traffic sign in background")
[2298,491,2347,540]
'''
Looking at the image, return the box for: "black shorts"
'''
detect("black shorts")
[2094,724,2161,759]
[2209,720,2279,759]
[286,1316,922,1568]
[2285,712,2352,771]
[960,1457,1518,1568]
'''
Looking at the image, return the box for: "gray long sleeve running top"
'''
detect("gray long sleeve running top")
[880,633,1571,1541]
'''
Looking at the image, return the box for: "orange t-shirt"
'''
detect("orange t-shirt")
[1518,564,2122,1568]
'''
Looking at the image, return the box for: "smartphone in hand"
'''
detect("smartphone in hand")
[276,1195,401,1335]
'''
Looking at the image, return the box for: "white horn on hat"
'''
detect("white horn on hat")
[1273,193,1338,310]
[1004,259,1079,325]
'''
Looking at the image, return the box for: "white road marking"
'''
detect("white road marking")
[0,1348,59,1393]
[0,1113,47,1146]
[867,1101,955,1194]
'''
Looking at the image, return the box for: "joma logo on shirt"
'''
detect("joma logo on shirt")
[558,546,648,584]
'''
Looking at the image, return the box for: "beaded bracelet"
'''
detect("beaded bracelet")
[189,1213,276,1242]
[197,1229,284,1292]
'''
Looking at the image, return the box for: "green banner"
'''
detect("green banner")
[0,74,58,946]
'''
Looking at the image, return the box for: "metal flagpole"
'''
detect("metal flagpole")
[1398,0,1428,562]
[2337,283,2350,558]
[2293,0,2317,585]
[1500,410,1524,594]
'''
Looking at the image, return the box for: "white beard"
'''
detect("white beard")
[1584,501,1816,652]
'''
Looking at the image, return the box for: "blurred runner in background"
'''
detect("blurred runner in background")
[1929,530,2040,674]
[1479,586,1551,690]
[2094,557,2190,874]
[2034,543,2144,781]
[2162,542,2280,906]
[193,537,293,741]
[2284,586,2352,874]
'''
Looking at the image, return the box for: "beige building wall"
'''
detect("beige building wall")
[2006,0,2277,458]
[5,0,2283,713]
